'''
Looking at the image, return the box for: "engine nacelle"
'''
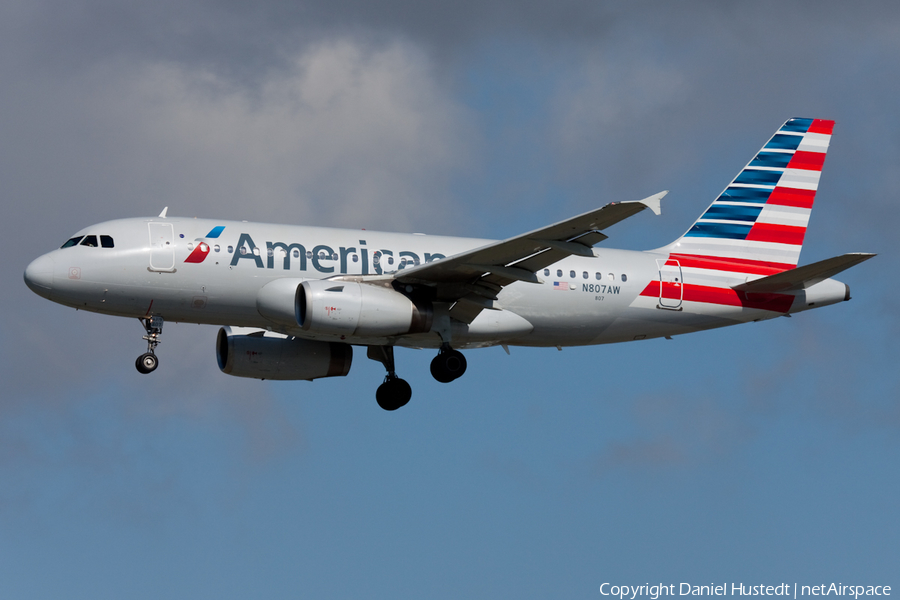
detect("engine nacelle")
[216,327,352,380]
[256,278,306,327]
[298,280,432,337]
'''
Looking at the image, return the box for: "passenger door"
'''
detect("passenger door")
[656,258,683,309]
[148,222,175,272]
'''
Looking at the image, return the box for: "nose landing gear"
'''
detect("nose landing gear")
[136,352,158,374]
[135,316,164,374]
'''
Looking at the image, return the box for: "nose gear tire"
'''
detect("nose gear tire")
[136,353,159,374]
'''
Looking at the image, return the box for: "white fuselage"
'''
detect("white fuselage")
[23,216,849,351]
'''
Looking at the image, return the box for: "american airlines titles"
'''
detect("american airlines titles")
[228,233,446,275]
[225,233,628,294]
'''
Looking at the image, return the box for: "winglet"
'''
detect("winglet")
[633,191,666,216]
[158,207,169,218]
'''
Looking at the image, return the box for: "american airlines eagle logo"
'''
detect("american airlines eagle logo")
[184,226,225,263]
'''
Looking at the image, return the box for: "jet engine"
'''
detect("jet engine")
[297,280,432,337]
[216,327,352,380]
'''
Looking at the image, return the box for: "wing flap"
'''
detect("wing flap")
[449,294,499,324]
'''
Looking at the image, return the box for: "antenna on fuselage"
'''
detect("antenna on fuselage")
[158,207,169,218]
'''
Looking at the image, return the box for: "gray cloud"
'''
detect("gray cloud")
[2,38,475,232]
[2,0,619,78]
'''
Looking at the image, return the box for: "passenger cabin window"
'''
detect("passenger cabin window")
[556,269,562,277]
[621,274,628,282]
[100,235,114,248]
[80,235,98,247]
[595,272,602,280]
[569,270,576,278]
[582,271,588,279]
[544,269,550,276]
[61,236,83,248]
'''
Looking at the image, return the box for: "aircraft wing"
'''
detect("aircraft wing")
[395,191,666,322]
[733,252,876,293]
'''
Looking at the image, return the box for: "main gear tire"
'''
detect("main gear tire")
[430,349,467,383]
[376,377,412,411]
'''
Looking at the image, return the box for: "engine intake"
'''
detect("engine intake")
[298,280,432,337]
[216,327,352,380]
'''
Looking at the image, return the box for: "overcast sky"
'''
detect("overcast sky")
[2,2,898,598]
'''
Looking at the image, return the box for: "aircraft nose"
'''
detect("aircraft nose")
[24,253,54,295]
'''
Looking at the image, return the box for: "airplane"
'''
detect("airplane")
[24,118,875,411]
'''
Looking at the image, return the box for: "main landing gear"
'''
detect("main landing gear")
[368,346,412,411]
[367,343,468,411]
[430,343,467,383]
[135,316,164,374]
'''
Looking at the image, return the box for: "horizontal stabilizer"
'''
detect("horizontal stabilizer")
[733,253,875,293]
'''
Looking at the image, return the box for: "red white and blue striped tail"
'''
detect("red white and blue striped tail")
[665,117,834,276]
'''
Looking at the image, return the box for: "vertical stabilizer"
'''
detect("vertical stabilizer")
[665,118,834,276]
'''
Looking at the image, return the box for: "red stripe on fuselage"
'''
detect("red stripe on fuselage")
[639,282,794,313]
[667,254,795,275]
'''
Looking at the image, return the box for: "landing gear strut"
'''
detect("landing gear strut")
[135,316,164,374]
[368,346,412,411]
[430,343,467,383]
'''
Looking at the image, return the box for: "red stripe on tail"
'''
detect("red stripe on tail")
[745,223,807,245]
[787,151,826,171]
[766,187,816,208]
[808,119,835,135]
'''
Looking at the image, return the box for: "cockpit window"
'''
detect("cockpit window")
[61,234,113,248]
